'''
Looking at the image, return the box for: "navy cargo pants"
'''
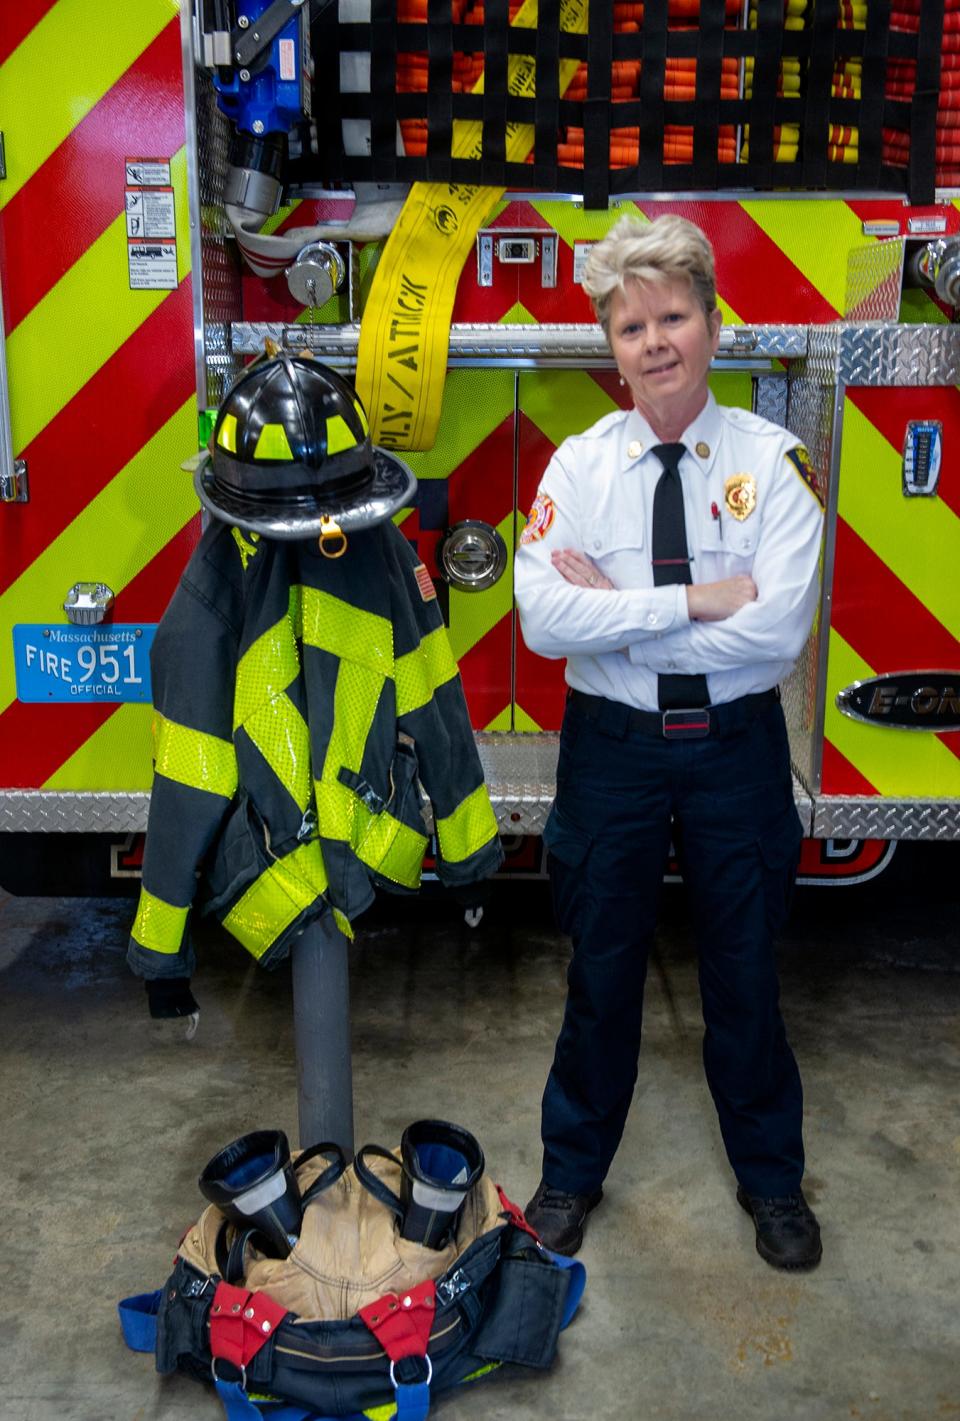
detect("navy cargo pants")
[540,689,805,1199]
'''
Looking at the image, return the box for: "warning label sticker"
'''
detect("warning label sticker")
[124,158,170,186]
[125,186,175,239]
[128,242,178,290]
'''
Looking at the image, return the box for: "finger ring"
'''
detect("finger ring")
[589,575,598,586]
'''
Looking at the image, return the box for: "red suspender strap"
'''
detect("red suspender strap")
[359,1278,436,1361]
[209,1281,288,1370]
[496,1182,541,1241]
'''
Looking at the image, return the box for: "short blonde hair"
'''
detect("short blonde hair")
[582,214,718,335]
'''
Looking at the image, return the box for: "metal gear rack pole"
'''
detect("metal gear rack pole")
[291,914,355,1155]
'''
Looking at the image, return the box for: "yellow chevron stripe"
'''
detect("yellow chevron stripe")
[43,703,154,790]
[447,510,515,663]
[838,401,960,638]
[498,300,538,326]
[512,703,544,731]
[825,628,960,797]
[0,0,178,207]
[8,146,189,454]
[740,199,863,315]
[519,369,616,449]
[0,399,198,716]
[403,370,515,482]
[485,705,512,730]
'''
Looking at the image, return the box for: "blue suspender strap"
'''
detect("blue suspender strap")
[117,1291,162,1352]
[214,1379,319,1421]
[546,1253,588,1329]
[394,1378,431,1421]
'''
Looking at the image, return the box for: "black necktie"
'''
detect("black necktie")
[650,443,709,710]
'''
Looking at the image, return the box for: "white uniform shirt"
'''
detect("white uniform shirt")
[514,391,825,711]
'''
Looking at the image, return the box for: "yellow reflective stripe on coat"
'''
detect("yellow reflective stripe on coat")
[312,778,427,889]
[234,615,301,727]
[223,840,329,959]
[153,712,238,799]
[131,888,189,955]
[354,0,589,451]
[298,586,394,674]
[319,660,386,828]
[436,783,499,864]
[234,614,312,812]
[357,808,427,888]
[395,626,459,715]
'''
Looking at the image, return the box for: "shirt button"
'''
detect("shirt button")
[646,613,657,626]
[593,540,601,550]
[667,660,676,669]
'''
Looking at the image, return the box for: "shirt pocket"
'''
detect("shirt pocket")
[698,512,758,569]
[583,517,645,579]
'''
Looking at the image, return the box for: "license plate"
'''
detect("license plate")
[13,624,157,704]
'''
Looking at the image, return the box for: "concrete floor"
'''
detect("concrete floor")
[2,844,959,1421]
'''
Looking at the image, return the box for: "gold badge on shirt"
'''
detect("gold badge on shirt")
[724,473,757,521]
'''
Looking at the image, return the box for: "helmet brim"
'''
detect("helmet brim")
[194,447,417,540]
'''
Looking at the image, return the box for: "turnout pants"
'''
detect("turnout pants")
[541,690,805,1199]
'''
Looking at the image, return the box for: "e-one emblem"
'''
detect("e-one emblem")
[836,672,960,730]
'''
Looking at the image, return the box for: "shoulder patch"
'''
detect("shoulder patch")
[520,490,556,545]
[413,562,437,601]
[785,446,824,506]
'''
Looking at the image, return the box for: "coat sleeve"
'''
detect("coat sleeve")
[388,529,503,888]
[127,531,243,980]
[514,448,689,658]
[628,445,824,674]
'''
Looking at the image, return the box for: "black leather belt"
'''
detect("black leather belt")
[567,687,779,741]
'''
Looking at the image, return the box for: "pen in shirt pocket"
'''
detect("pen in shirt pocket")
[711,501,723,540]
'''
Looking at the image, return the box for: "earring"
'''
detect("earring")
[618,376,625,386]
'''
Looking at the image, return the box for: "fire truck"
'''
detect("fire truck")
[0,0,957,896]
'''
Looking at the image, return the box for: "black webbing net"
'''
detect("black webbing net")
[302,0,950,206]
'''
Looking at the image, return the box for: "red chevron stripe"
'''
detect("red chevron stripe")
[0,517,200,788]
[447,414,515,528]
[2,20,183,332]
[3,278,195,596]
[0,0,59,67]
[833,518,960,669]
[831,517,960,763]
[457,611,512,729]
[517,414,558,512]
[636,201,840,323]
[847,386,960,522]
[514,620,567,730]
[820,738,879,796]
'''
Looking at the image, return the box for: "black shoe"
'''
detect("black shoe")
[524,1180,603,1256]
[737,1186,822,1271]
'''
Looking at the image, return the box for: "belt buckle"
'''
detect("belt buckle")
[661,708,711,739]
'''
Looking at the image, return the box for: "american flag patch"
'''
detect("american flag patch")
[414,562,437,601]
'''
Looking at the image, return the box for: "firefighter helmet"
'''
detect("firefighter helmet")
[195,353,416,540]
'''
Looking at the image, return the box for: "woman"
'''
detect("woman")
[514,214,825,1270]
